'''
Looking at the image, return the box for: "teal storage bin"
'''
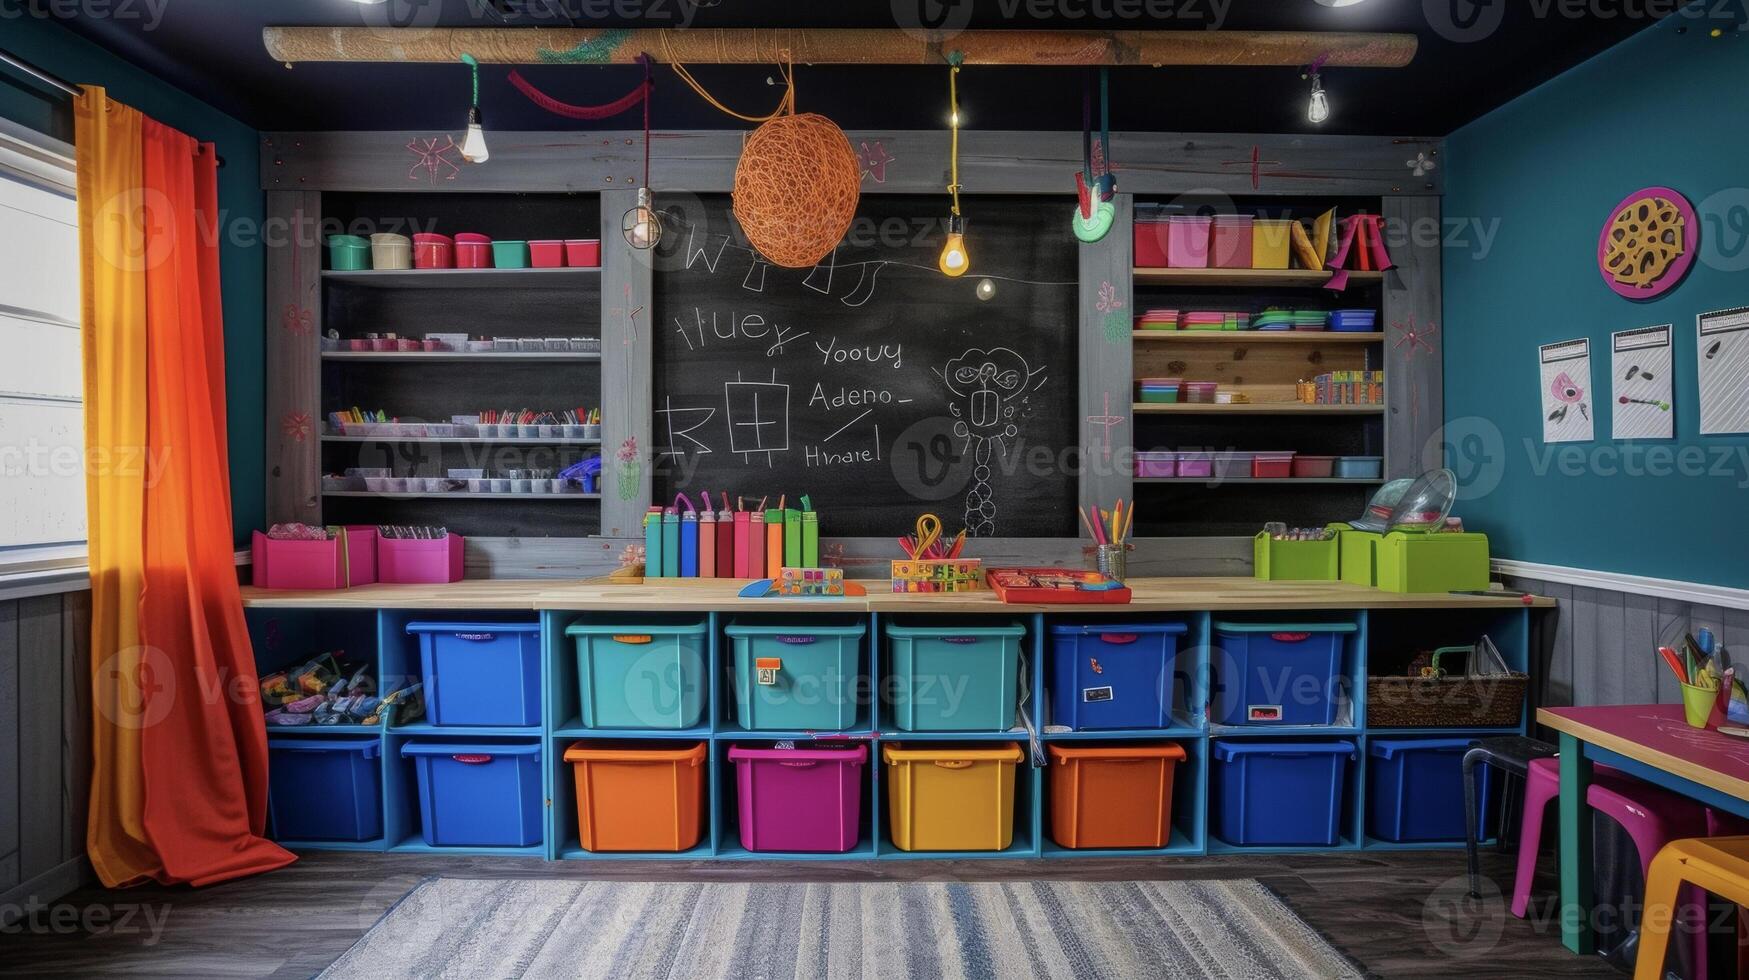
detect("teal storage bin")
[326,233,370,271]
[885,619,1026,732]
[565,621,708,730]
[726,618,866,731]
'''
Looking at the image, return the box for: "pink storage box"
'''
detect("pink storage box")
[412,233,454,269]
[377,534,465,584]
[1166,215,1212,268]
[251,527,377,590]
[727,743,866,853]
[564,239,601,267]
[454,233,493,269]
[529,241,566,268]
[1293,455,1336,478]
[1135,452,1179,479]
[1134,218,1170,267]
[1210,215,1254,269]
[1253,452,1295,478]
[1178,451,1215,479]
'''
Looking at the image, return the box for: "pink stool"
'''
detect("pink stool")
[1516,757,1709,974]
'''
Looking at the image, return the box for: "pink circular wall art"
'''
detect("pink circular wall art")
[1597,186,1698,300]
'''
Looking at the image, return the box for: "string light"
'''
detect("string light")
[621,55,661,249]
[1307,72,1330,125]
[459,54,488,163]
[939,58,968,278]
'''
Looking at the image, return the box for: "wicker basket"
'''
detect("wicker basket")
[1366,673,1528,728]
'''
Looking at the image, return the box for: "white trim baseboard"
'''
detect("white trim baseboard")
[0,549,251,602]
[1493,559,1749,612]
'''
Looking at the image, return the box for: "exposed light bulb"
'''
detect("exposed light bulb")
[938,217,968,277]
[622,187,662,250]
[976,278,996,301]
[1307,75,1331,125]
[460,106,489,163]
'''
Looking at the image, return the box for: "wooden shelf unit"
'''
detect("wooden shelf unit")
[1133,267,1384,287]
[1132,402,1385,415]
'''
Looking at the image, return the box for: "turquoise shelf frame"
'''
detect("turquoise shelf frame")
[243,601,1532,860]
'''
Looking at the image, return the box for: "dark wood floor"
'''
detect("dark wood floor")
[0,849,1624,979]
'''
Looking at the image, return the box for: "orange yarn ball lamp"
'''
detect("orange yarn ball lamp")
[732,113,862,268]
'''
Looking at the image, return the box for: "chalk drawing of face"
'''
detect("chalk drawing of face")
[944,347,1028,444]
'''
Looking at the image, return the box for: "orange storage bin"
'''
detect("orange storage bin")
[563,741,707,852]
[1046,742,1186,849]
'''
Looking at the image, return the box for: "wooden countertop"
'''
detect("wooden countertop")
[239,576,1552,612]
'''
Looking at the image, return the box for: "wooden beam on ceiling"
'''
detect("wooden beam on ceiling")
[261,27,1416,69]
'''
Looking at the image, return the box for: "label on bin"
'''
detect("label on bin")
[1248,704,1283,722]
[755,657,782,685]
[1082,686,1113,703]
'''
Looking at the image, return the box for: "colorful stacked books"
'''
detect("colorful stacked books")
[1180,310,1250,331]
[1253,309,1330,331]
[1137,377,1181,403]
[1135,308,1181,330]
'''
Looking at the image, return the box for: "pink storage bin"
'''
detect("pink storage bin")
[1292,455,1336,478]
[251,527,377,590]
[1210,215,1254,269]
[1166,215,1212,268]
[1213,451,1256,481]
[1253,452,1295,478]
[1178,451,1215,479]
[412,233,454,269]
[454,233,493,269]
[1135,452,1179,479]
[377,534,465,584]
[1134,219,1170,267]
[727,743,866,853]
[565,239,601,267]
[529,241,565,268]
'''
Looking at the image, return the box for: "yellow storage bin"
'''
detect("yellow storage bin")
[883,742,1022,852]
[1252,219,1294,269]
[1333,528,1382,588]
[1376,531,1491,594]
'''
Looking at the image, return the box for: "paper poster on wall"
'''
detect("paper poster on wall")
[1539,338,1594,443]
[1610,325,1674,440]
[1698,307,1749,434]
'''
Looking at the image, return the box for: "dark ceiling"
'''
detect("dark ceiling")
[54,0,1670,136]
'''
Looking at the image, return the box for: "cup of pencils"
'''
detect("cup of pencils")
[1080,500,1133,583]
[1660,639,1731,729]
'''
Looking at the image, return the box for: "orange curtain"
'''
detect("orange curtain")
[77,87,294,887]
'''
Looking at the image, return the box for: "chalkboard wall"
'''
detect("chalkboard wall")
[652,195,1079,538]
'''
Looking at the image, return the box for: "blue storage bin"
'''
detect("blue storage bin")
[725,618,866,731]
[1049,622,1189,730]
[1368,737,1492,842]
[1211,621,1355,726]
[401,741,543,847]
[267,737,382,842]
[886,619,1027,732]
[407,621,542,727]
[566,621,709,730]
[1333,455,1383,479]
[1211,739,1355,846]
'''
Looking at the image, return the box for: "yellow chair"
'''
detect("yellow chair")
[1634,835,1749,979]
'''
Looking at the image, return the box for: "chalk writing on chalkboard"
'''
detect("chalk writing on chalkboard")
[652,195,1079,538]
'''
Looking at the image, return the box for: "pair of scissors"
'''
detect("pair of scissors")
[909,514,943,559]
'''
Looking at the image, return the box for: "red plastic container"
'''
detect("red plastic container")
[377,533,465,584]
[1210,215,1254,269]
[454,233,493,269]
[1134,218,1170,267]
[564,239,601,268]
[1166,216,1212,268]
[1292,455,1336,478]
[727,743,867,853]
[529,240,565,268]
[251,527,377,589]
[1252,452,1295,478]
[412,233,454,269]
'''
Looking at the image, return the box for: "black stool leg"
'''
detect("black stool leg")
[1496,775,1517,852]
[1463,748,1482,899]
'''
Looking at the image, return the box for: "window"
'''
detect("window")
[0,128,82,568]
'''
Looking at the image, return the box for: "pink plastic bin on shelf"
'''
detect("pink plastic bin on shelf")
[377,534,465,584]
[1166,216,1213,268]
[1134,219,1170,267]
[1210,215,1254,269]
[1135,452,1179,479]
[412,233,454,269]
[564,239,601,267]
[251,527,377,590]
[529,241,566,268]
[454,233,493,269]
[727,743,867,853]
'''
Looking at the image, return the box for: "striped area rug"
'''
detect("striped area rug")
[321,878,1363,979]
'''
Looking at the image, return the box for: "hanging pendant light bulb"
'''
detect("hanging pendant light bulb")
[622,186,662,250]
[939,57,969,277]
[459,54,488,163]
[1306,71,1331,125]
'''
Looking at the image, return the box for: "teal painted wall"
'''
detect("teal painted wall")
[1444,15,1748,589]
[1,20,263,548]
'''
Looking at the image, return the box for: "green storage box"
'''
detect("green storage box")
[1332,527,1383,588]
[565,621,708,729]
[1253,532,1339,582]
[1375,531,1490,594]
[326,234,371,271]
[725,618,865,731]
[886,619,1026,732]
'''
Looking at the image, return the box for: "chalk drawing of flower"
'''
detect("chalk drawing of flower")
[1407,152,1436,177]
